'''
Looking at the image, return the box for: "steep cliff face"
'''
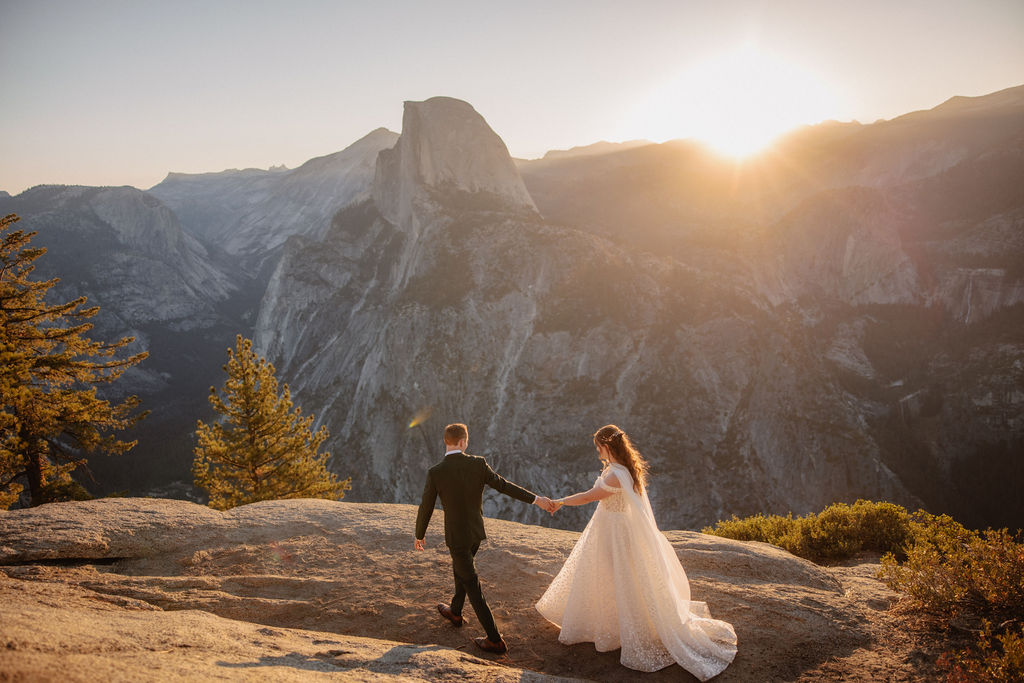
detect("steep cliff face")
[754,188,923,308]
[149,128,398,257]
[223,128,398,255]
[373,97,536,229]
[1,185,234,326]
[254,98,921,530]
[146,167,287,244]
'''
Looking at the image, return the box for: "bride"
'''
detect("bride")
[536,425,737,680]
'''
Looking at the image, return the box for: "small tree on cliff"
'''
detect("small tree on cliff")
[0,214,148,508]
[193,335,351,510]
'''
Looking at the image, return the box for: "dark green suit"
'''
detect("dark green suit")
[415,451,536,641]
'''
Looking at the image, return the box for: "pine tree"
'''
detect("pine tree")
[193,335,351,510]
[0,214,148,507]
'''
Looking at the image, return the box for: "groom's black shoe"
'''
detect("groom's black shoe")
[474,636,508,654]
[437,603,464,627]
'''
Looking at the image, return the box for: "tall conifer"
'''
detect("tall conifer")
[0,214,148,507]
[193,335,350,509]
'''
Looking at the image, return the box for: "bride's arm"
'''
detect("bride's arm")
[558,473,620,506]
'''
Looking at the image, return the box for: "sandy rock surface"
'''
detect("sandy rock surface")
[0,498,935,681]
[0,576,565,682]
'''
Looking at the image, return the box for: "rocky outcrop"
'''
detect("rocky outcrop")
[373,97,536,229]
[0,576,563,682]
[0,498,934,681]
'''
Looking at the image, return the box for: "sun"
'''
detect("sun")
[632,44,843,159]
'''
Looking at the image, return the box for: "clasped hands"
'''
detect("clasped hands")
[534,495,563,515]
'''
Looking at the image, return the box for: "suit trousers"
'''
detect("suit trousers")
[448,542,500,642]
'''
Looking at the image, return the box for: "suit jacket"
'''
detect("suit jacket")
[415,451,536,549]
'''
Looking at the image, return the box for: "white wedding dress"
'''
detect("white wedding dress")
[536,463,737,679]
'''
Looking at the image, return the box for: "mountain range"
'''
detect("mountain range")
[2,85,1022,530]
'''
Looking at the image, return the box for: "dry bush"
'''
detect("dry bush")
[708,500,1024,679]
[878,511,1024,681]
[879,516,1024,618]
[938,620,1024,682]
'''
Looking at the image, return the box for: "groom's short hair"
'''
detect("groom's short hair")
[444,423,468,445]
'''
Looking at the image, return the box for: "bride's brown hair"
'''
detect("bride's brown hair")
[593,425,648,493]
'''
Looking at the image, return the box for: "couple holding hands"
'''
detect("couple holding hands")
[414,423,737,680]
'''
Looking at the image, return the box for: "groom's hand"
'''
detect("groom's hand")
[534,496,559,514]
[414,537,425,551]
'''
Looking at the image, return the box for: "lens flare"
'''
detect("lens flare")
[408,406,433,428]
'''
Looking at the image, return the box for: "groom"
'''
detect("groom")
[415,422,557,654]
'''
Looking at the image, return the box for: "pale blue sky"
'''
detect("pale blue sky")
[1,0,1022,193]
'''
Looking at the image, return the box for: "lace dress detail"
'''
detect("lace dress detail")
[536,465,737,679]
[597,477,628,513]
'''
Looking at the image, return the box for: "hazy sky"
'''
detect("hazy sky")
[2,0,1022,193]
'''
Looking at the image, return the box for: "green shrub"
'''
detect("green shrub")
[701,511,798,545]
[938,620,1024,682]
[702,500,914,563]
